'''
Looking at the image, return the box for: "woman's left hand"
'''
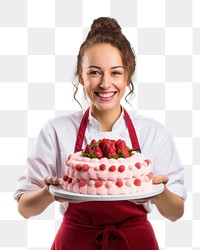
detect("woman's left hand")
[129,175,168,205]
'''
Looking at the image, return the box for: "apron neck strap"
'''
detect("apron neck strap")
[74,107,141,153]
[123,109,141,153]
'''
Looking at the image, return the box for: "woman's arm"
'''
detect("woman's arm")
[18,176,85,219]
[151,175,184,222]
[131,175,184,222]
[18,186,54,219]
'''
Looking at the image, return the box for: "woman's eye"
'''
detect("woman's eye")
[112,71,122,76]
[88,71,101,76]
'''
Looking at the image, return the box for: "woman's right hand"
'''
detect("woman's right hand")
[44,176,86,203]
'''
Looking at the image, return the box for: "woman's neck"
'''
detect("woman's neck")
[90,105,122,132]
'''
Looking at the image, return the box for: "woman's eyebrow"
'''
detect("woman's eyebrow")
[87,65,124,69]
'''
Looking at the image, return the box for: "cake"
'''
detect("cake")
[62,138,153,195]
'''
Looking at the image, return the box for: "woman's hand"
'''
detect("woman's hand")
[129,175,168,205]
[44,176,86,203]
[129,174,184,221]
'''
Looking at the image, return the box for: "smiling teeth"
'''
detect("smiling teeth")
[97,92,115,98]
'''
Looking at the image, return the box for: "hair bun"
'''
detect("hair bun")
[90,17,122,34]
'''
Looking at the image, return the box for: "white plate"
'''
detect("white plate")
[49,184,164,201]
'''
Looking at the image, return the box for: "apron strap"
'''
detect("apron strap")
[74,108,90,153]
[74,107,141,153]
[123,109,141,153]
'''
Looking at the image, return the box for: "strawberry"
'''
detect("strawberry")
[82,164,89,172]
[82,138,133,159]
[95,180,103,187]
[93,146,103,159]
[135,162,141,169]
[118,165,125,172]
[116,139,131,158]
[99,138,110,155]
[134,179,141,186]
[75,164,82,171]
[100,164,106,171]
[82,144,93,157]
[63,175,68,181]
[79,180,86,187]
[68,178,72,184]
[105,142,117,158]
[116,180,123,187]
[90,139,97,146]
[109,165,116,172]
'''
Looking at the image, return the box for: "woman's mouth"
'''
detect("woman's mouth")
[94,91,117,101]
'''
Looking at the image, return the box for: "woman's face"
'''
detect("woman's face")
[79,43,128,112]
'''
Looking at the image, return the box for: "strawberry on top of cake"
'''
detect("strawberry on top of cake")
[62,139,153,195]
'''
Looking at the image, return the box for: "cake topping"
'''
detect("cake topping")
[79,180,86,187]
[135,162,141,169]
[99,164,106,171]
[116,180,123,187]
[82,138,134,159]
[75,164,82,171]
[109,165,116,172]
[63,175,68,181]
[95,180,103,187]
[82,164,89,172]
[144,159,151,165]
[118,165,125,172]
[134,179,141,186]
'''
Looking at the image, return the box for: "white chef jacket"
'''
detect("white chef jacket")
[14,109,187,214]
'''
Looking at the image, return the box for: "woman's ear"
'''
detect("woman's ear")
[79,74,84,85]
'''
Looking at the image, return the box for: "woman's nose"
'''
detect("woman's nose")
[99,74,112,88]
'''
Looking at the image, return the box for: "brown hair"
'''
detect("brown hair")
[73,17,136,107]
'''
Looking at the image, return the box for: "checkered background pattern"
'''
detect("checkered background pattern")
[0,0,199,249]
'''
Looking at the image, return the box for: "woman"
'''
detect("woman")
[14,17,186,249]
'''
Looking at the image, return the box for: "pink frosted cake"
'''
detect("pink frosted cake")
[62,139,153,195]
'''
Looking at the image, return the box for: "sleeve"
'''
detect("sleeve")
[13,121,58,200]
[143,123,187,213]
[153,126,187,201]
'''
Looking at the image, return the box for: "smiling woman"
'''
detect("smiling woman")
[14,17,186,250]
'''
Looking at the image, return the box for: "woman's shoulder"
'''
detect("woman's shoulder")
[50,110,83,124]
[126,110,171,138]
[127,110,165,128]
[40,110,84,133]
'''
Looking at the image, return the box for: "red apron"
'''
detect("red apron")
[52,108,159,250]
